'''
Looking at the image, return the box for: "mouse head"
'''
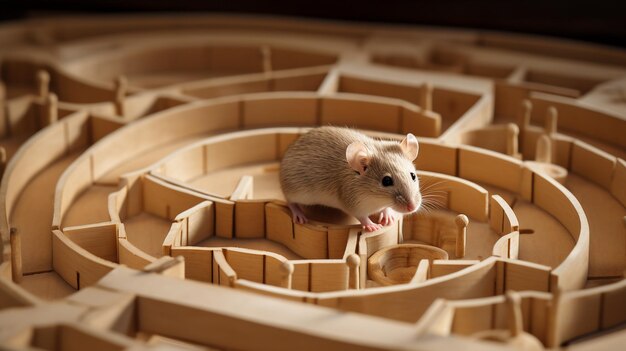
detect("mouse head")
[346,133,422,214]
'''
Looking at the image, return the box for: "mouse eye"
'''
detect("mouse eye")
[382,176,394,187]
[410,172,416,181]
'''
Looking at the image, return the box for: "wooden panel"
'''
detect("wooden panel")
[277,132,301,159]
[610,158,626,207]
[142,176,208,220]
[327,228,350,259]
[530,94,626,149]
[601,281,626,329]
[359,226,399,259]
[420,171,489,222]
[161,147,204,183]
[215,201,235,239]
[63,222,118,263]
[171,247,214,283]
[321,258,498,322]
[414,142,456,176]
[91,101,240,180]
[235,200,266,239]
[225,249,264,284]
[490,195,519,234]
[458,145,523,193]
[59,323,134,351]
[430,260,479,278]
[291,262,309,291]
[52,230,117,289]
[321,95,401,133]
[205,133,278,173]
[90,116,124,143]
[292,224,328,259]
[338,75,421,105]
[58,156,93,222]
[309,261,348,292]
[117,238,154,270]
[64,112,90,152]
[184,201,215,246]
[264,255,285,287]
[243,94,318,128]
[533,173,581,238]
[265,203,294,248]
[555,292,601,345]
[503,260,551,292]
[213,250,236,287]
[401,107,440,138]
[451,303,493,335]
[571,141,616,190]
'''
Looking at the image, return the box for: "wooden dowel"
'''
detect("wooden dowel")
[44,92,58,126]
[505,290,523,337]
[506,123,519,156]
[347,254,360,289]
[535,134,552,164]
[545,106,558,135]
[10,227,22,283]
[114,75,127,117]
[0,82,5,138]
[37,70,50,99]
[280,261,294,289]
[516,99,532,150]
[0,147,6,175]
[420,82,433,112]
[261,45,272,74]
[455,214,469,258]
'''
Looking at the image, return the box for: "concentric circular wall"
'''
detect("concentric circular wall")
[0,14,625,351]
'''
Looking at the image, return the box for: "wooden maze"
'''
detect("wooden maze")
[0,14,625,350]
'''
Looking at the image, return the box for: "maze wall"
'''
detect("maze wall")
[0,14,625,351]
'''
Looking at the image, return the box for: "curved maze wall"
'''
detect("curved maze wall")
[0,15,625,351]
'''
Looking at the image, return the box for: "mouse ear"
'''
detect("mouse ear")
[346,141,371,174]
[400,133,419,160]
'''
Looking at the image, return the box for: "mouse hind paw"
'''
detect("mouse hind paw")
[288,202,308,224]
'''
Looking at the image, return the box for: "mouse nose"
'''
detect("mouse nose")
[407,202,416,212]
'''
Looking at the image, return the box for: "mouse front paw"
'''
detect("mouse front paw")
[377,207,397,226]
[358,216,382,232]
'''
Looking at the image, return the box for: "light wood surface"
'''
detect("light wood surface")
[0,13,624,351]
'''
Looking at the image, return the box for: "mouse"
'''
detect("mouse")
[279,126,422,232]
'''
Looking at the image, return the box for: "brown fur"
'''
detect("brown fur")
[279,126,421,219]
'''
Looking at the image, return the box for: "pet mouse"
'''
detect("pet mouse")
[279,126,422,232]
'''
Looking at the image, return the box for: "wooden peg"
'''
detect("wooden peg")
[455,214,469,258]
[535,135,552,164]
[261,45,272,74]
[420,82,433,112]
[0,82,5,138]
[517,99,532,131]
[37,69,50,99]
[0,80,5,101]
[516,99,532,150]
[545,106,558,135]
[280,261,294,289]
[114,75,127,117]
[44,92,58,126]
[347,254,360,289]
[0,146,6,174]
[506,123,519,157]
[505,291,523,337]
[10,227,22,283]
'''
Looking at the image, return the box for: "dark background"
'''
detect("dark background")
[2,0,625,48]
